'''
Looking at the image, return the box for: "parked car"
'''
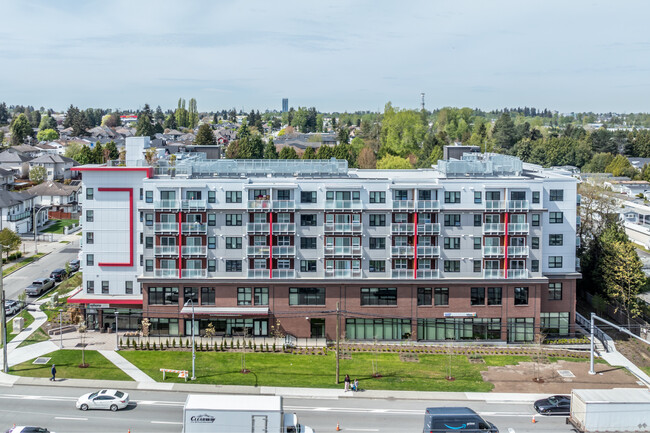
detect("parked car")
[25,278,54,297]
[49,268,67,282]
[76,389,130,412]
[4,300,21,316]
[4,427,54,433]
[423,407,498,433]
[533,395,571,416]
[68,259,80,272]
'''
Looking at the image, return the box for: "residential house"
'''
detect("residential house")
[29,154,78,181]
[0,190,39,234]
[27,180,80,219]
[603,180,650,197]
[0,168,15,190]
[0,149,32,179]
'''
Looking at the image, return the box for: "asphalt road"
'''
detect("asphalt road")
[0,384,572,433]
[3,237,80,302]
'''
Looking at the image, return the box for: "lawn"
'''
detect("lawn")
[3,253,46,277]
[17,326,50,348]
[119,350,535,392]
[40,219,79,234]
[1,310,34,347]
[10,350,133,381]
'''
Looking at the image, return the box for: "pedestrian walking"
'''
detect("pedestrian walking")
[50,364,56,382]
[344,374,350,392]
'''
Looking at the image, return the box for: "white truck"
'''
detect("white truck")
[567,388,650,432]
[182,394,315,433]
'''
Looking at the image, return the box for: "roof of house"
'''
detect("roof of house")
[0,150,32,163]
[27,180,80,197]
[12,144,41,154]
[0,190,34,208]
[30,154,77,165]
[0,168,14,177]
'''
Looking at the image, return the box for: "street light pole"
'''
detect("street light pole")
[185,299,195,380]
[115,311,120,351]
[33,205,50,255]
[589,312,595,375]
[59,311,63,349]
[1,259,7,373]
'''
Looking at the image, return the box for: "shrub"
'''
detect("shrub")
[119,338,123,347]
[146,341,150,350]
[153,342,157,350]
[272,343,276,352]
[237,340,240,349]
[166,339,170,348]
[214,342,218,351]
[230,340,234,349]
[266,343,270,352]
[172,338,176,348]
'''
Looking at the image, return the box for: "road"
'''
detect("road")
[0,385,572,433]
[3,237,80,302]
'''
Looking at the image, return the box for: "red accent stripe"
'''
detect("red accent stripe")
[178,211,183,279]
[269,212,273,279]
[413,212,418,279]
[72,166,153,178]
[504,212,509,279]
[97,188,133,267]
[67,298,143,305]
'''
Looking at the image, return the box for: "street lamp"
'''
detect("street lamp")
[1,243,9,373]
[33,205,51,254]
[185,299,196,380]
[115,311,120,351]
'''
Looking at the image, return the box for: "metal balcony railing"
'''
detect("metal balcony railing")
[247,223,270,233]
[181,199,206,210]
[181,269,207,278]
[416,269,440,279]
[485,201,506,211]
[482,246,505,257]
[272,269,295,279]
[154,222,178,232]
[483,269,506,279]
[181,246,207,256]
[272,246,295,256]
[507,200,529,211]
[417,223,440,234]
[154,269,178,278]
[417,246,440,256]
[181,223,207,233]
[247,246,270,256]
[416,200,440,210]
[272,223,295,233]
[324,245,362,256]
[248,269,269,279]
[325,268,362,278]
[507,223,529,233]
[154,246,177,255]
[272,200,295,210]
[7,210,31,222]
[483,223,505,234]
[507,246,529,257]
[154,200,179,209]
[507,269,529,279]
[391,223,414,234]
[324,200,363,211]
[392,200,414,210]
[391,246,414,256]
[324,222,362,233]
[248,200,272,210]
[392,269,414,279]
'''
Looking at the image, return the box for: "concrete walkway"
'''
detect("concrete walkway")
[596,332,650,386]
[98,350,157,385]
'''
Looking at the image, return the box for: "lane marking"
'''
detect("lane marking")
[345,429,380,432]
[151,421,183,425]
[55,417,87,421]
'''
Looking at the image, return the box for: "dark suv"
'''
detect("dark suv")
[50,268,67,282]
[423,407,498,433]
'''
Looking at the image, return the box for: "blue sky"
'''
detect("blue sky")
[2,0,649,113]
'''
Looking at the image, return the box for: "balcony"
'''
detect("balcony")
[324,222,362,234]
[483,269,506,279]
[181,246,207,256]
[507,200,529,211]
[154,222,178,233]
[154,200,179,209]
[154,269,178,278]
[507,269,529,279]
[416,200,440,211]
[272,269,295,279]
[181,199,206,210]
[7,210,31,222]
[485,201,506,211]
[247,246,270,256]
[391,246,414,256]
[483,246,505,257]
[391,223,414,234]
[417,223,441,234]
[272,246,295,256]
[272,223,295,233]
[325,269,362,279]
[155,246,178,256]
[416,269,440,279]
[392,200,414,210]
[392,269,414,279]
[483,223,505,234]
[181,269,207,278]
[247,223,270,233]
[507,223,529,234]
[248,200,272,211]
[248,269,269,279]
[272,200,295,211]
[181,223,207,233]
[417,245,440,257]
[324,200,363,211]
[507,246,529,257]
[324,245,362,256]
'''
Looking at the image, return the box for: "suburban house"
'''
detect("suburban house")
[603,179,650,197]
[0,168,15,190]
[0,149,32,179]
[11,144,42,158]
[27,180,81,219]
[29,154,78,181]
[0,190,40,234]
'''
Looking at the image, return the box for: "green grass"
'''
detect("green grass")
[10,350,133,381]
[40,219,79,234]
[1,310,34,347]
[17,326,50,348]
[3,253,46,276]
[40,272,82,301]
[76,231,82,236]
[59,240,70,244]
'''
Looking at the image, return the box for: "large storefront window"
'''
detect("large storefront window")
[507,318,534,342]
[345,318,411,340]
[360,288,397,306]
[149,318,179,336]
[190,318,268,337]
[540,312,570,337]
[148,287,179,305]
[289,287,325,305]
[417,318,501,341]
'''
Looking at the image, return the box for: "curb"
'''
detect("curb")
[3,251,52,279]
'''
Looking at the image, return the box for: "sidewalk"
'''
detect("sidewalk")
[597,332,650,386]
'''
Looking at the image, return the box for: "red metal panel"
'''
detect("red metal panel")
[97,188,133,267]
[269,212,273,279]
[504,212,509,278]
[178,211,183,279]
[413,212,418,279]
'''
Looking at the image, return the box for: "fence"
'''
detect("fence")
[584,292,650,337]
[49,210,74,219]
[575,312,611,352]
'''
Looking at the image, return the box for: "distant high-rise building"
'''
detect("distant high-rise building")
[282,98,288,113]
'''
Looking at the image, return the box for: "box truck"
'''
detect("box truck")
[182,394,315,433]
[567,388,650,432]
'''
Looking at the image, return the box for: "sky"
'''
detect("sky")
[2,0,650,113]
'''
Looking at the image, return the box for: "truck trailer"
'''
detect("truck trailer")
[567,388,650,433]
[182,394,315,433]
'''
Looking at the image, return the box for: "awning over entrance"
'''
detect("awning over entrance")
[179,307,269,316]
[67,291,143,306]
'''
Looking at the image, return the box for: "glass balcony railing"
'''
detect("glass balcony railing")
[507,269,529,279]
[154,200,179,209]
[507,246,529,257]
[181,223,207,233]
[485,201,506,211]
[154,222,178,232]
[417,223,440,234]
[482,223,505,234]
[272,269,295,279]
[154,269,178,278]
[324,222,362,233]
[416,200,440,210]
[507,200,529,211]
[482,246,505,256]
[392,200,414,210]
[248,269,269,279]
[247,246,270,256]
[391,223,414,234]
[391,246,414,256]
[324,200,363,211]
[507,223,529,233]
[248,200,272,210]
[272,223,295,233]
[272,200,295,210]
[247,223,270,233]
[324,245,362,256]
[272,246,295,256]
[181,246,207,256]
[7,210,31,222]
[483,269,506,279]
[181,199,206,209]
[154,246,177,255]
[392,269,414,279]
[325,269,362,278]
[416,269,440,279]
[417,246,440,256]
[181,269,207,278]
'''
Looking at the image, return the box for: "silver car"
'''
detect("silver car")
[76,389,130,412]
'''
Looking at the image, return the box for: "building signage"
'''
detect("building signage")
[444,312,477,318]
[87,303,109,309]
[190,414,216,423]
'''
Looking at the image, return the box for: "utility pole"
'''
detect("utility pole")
[335,301,340,385]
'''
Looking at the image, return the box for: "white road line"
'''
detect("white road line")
[151,421,183,425]
[345,429,380,432]
[55,417,87,421]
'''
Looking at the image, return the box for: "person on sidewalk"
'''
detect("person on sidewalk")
[344,374,350,391]
[352,378,359,392]
[50,364,56,382]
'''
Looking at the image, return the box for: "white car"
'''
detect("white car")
[76,389,130,411]
[4,428,55,433]
[4,300,21,316]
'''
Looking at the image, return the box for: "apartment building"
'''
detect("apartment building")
[69,138,580,343]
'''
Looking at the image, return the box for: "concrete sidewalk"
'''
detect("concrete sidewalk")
[98,350,159,385]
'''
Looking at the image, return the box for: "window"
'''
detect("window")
[549,234,563,246]
[369,214,386,226]
[145,213,153,226]
[201,287,215,305]
[394,213,408,223]
[289,287,325,305]
[145,260,153,272]
[226,191,242,203]
[531,237,539,249]
[512,287,528,306]
[532,191,540,204]
[549,212,563,224]
[300,237,317,249]
[225,214,242,226]
[369,191,386,203]
[417,287,432,306]
[474,191,482,204]
[139,188,143,200]
[361,288,397,306]
[86,188,94,200]
[145,237,153,249]
[549,282,562,300]
[87,280,94,294]
[473,261,482,273]
[541,312,570,336]
[148,287,179,305]
[511,191,526,201]
[226,260,242,272]
[208,190,216,203]
[207,260,216,272]
[549,189,564,201]
[549,256,563,268]
[300,260,317,272]
[487,287,502,305]
[145,191,153,203]
[444,260,460,272]
[300,214,317,226]
[444,237,460,249]
[237,287,252,305]
[531,260,539,272]
[369,260,386,272]
[255,287,269,305]
[471,287,485,306]
[274,190,289,201]
[102,281,109,294]
[86,232,94,244]
[186,191,201,200]
[369,238,386,249]
[444,191,461,203]
[474,214,482,227]
[394,190,408,201]
[301,191,316,203]
[86,210,93,222]
[86,254,94,266]
[443,214,461,227]
[208,213,216,226]
[434,287,449,306]
[472,237,481,250]
[225,237,242,249]
[184,287,199,304]
[486,191,500,201]
[531,214,540,226]
[277,259,291,269]
[207,237,216,249]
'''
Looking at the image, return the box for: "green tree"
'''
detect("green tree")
[64,142,83,161]
[188,98,198,128]
[316,145,333,159]
[28,110,41,129]
[379,103,426,157]
[38,115,57,131]
[492,113,517,150]
[104,141,119,160]
[64,105,89,136]
[92,142,104,164]
[239,134,264,159]
[278,146,299,159]
[135,104,155,138]
[376,154,412,169]
[337,127,350,145]
[264,139,279,159]
[101,113,121,128]
[0,102,8,125]
[29,165,47,184]
[10,114,33,145]
[302,146,316,160]
[37,129,59,142]
[583,152,615,173]
[194,124,216,145]
[163,114,177,130]
[76,145,94,165]
[0,228,21,259]
[175,98,188,128]
[604,154,636,177]
[357,146,377,169]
